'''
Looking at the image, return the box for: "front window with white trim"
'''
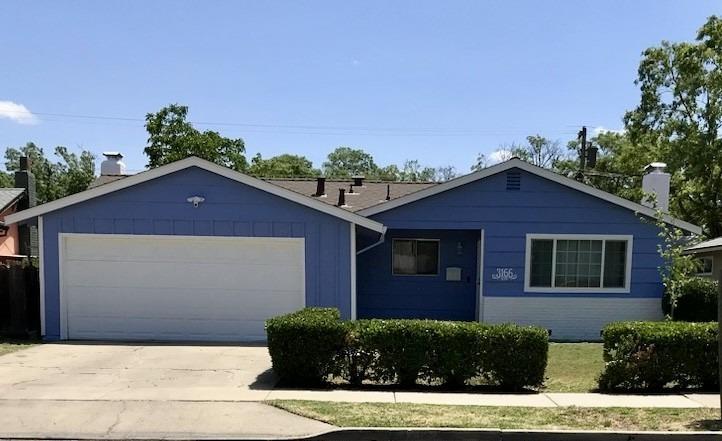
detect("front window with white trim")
[525,234,632,292]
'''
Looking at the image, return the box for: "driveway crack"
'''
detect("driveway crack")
[105,400,128,435]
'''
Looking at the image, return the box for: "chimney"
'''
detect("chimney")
[642,162,670,212]
[337,188,346,207]
[314,177,326,197]
[353,176,365,187]
[14,156,37,256]
[101,152,126,176]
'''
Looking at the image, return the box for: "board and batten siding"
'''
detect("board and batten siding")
[361,167,665,338]
[41,166,351,340]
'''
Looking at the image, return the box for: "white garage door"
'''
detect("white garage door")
[60,234,305,341]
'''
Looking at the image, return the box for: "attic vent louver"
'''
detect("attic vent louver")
[506,171,521,191]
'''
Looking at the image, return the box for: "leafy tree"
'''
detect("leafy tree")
[435,166,457,182]
[471,153,488,172]
[248,153,319,178]
[322,147,378,178]
[555,131,650,202]
[0,171,11,187]
[499,135,564,168]
[375,164,401,181]
[4,142,95,203]
[144,104,247,171]
[399,160,436,182]
[624,15,722,237]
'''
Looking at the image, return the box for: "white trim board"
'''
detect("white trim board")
[38,216,45,337]
[350,223,357,320]
[358,158,701,235]
[5,156,385,233]
[523,234,633,294]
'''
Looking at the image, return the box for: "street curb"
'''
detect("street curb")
[3,427,722,441]
[297,427,722,441]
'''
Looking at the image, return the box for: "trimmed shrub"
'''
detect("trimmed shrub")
[662,277,718,322]
[265,308,346,386]
[599,321,718,391]
[481,323,549,390]
[267,308,549,390]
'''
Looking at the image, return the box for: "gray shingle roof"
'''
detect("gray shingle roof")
[685,237,722,253]
[89,174,438,212]
[265,179,438,212]
[0,188,24,212]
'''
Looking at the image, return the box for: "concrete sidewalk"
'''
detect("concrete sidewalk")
[266,389,722,408]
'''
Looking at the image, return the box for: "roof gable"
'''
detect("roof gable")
[4,157,385,233]
[358,158,701,234]
[0,188,24,212]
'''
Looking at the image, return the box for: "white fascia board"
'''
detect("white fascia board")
[358,159,702,235]
[5,157,385,233]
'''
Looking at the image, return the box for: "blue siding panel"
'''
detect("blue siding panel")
[359,168,665,319]
[42,166,352,340]
[358,229,479,320]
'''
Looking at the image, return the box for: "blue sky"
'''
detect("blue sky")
[0,1,716,174]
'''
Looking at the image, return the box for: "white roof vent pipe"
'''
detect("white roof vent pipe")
[100,152,126,176]
[642,162,670,212]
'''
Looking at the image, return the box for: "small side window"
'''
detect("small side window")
[696,256,713,276]
[392,239,439,276]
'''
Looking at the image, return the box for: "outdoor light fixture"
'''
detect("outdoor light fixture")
[186,196,205,208]
[456,241,463,255]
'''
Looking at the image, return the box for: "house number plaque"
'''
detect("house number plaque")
[491,268,518,281]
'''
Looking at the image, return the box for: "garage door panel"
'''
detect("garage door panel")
[66,235,304,265]
[68,317,268,341]
[64,260,304,291]
[61,235,306,341]
[66,287,304,320]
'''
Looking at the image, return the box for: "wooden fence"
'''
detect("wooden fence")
[0,263,40,338]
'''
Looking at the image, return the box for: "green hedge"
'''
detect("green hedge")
[662,277,718,322]
[265,308,347,386]
[599,321,718,391]
[266,308,549,391]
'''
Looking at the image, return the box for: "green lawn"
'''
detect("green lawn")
[544,342,604,392]
[271,401,721,431]
[0,339,38,357]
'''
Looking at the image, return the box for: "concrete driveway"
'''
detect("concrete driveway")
[0,343,333,439]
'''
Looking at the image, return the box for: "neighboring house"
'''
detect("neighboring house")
[684,237,722,280]
[5,154,700,342]
[0,157,37,260]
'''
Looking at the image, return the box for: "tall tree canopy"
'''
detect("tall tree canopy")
[3,142,95,203]
[248,153,319,178]
[623,15,722,237]
[322,147,378,178]
[144,104,247,171]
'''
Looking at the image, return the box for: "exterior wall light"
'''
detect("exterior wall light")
[186,196,205,208]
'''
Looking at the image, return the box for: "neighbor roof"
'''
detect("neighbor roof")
[4,157,385,233]
[684,237,722,255]
[0,188,25,213]
[357,158,702,235]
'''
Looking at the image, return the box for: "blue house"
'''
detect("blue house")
[5,155,700,341]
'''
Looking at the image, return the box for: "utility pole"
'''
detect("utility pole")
[718,268,722,419]
[578,126,588,170]
[575,126,588,181]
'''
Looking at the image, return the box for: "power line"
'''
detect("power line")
[1,109,578,137]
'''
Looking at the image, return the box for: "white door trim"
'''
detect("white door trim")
[38,216,45,337]
[57,233,306,341]
[477,229,485,322]
[350,223,357,320]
